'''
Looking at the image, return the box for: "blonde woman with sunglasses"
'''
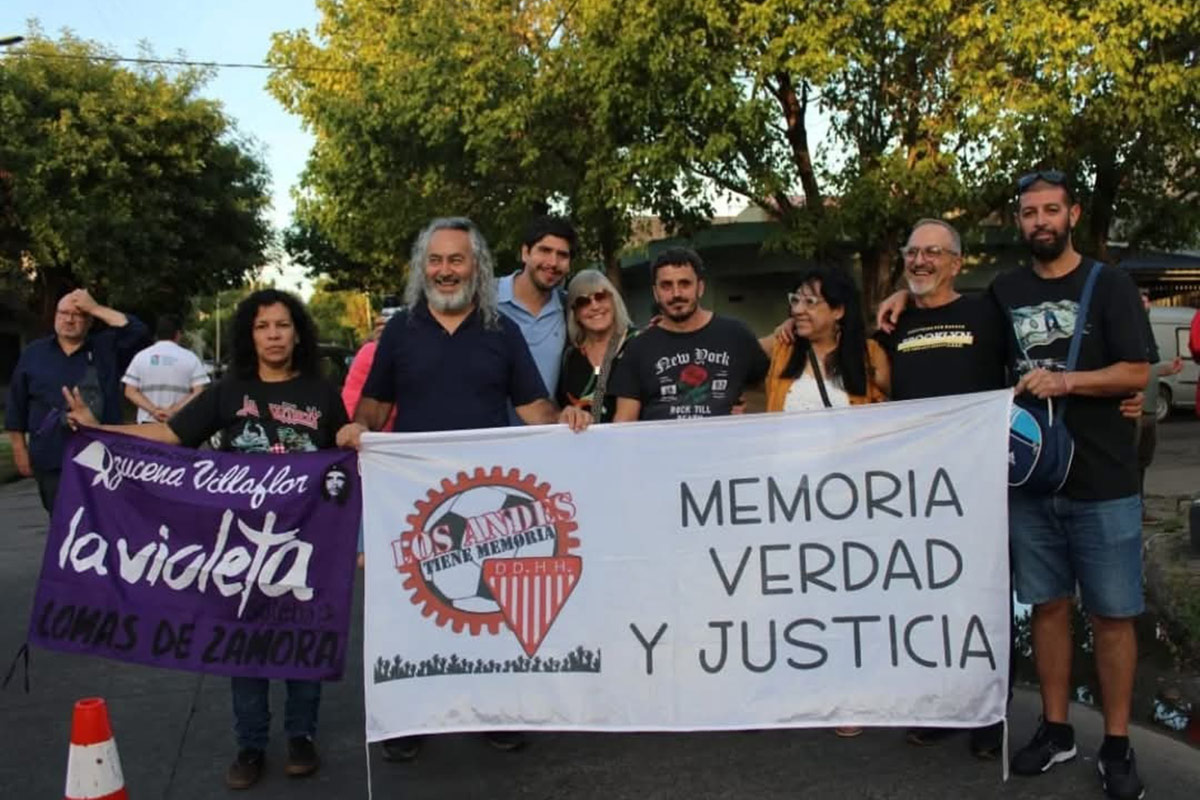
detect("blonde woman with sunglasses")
[557,270,638,423]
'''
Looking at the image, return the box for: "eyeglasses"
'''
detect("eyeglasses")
[786,292,826,309]
[572,290,611,310]
[1017,169,1067,192]
[899,245,959,261]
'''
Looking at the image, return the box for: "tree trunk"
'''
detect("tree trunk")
[1088,151,1121,263]
[36,262,76,331]
[858,230,900,322]
[772,73,822,214]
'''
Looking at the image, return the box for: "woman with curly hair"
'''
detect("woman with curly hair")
[64,288,347,788]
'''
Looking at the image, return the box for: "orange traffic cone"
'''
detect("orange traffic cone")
[64,697,128,800]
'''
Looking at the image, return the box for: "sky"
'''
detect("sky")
[6,1,321,292]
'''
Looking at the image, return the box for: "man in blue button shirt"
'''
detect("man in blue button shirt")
[5,288,148,511]
[338,217,589,440]
[337,216,589,761]
[497,216,575,415]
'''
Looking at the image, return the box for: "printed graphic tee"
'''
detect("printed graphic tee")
[609,315,769,420]
[169,374,348,454]
[122,340,210,422]
[876,294,1010,401]
[989,261,1147,500]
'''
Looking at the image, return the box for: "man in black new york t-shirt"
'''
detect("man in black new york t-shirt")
[610,247,768,421]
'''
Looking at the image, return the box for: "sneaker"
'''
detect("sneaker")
[906,727,958,746]
[484,731,528,751]
[1098,747,1145,800]
[1011,721,1077,775]
[225,748,265,790]
[285,736,320,777]
[969,721,1004,760]
[381,735,424,762]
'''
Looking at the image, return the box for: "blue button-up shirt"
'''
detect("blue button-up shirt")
[361,303,547,432]
[5,317,148,472]
[497,273,566,423]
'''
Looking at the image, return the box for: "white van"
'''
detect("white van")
[1149,306,1199,421]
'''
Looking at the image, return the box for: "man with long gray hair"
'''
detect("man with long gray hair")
[336,217,589,761]
[338,217,590,441]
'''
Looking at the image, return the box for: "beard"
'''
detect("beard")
[528,268,563,293]
[425,273,477,313]
[1025,225,1072,261]
[661,299,698,322]
[905,273,936,297]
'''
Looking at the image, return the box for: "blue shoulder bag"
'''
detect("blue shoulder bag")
[1008,261,1102,493]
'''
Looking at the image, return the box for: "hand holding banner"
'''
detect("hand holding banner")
[360,390,1012,739]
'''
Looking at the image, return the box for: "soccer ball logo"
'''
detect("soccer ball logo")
[393,467,580,636]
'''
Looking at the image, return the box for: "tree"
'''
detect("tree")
[308,278,371,347]
[269,2,1199,308]
[268,0,680,290]
[572,0,1199,302]
[0,26,273,324]
[967,0,1200,260]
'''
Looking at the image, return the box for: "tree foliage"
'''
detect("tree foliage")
[269,1,1199,307]
[308,277,371,347]
[269,0,679,289]
[0,26,273,324]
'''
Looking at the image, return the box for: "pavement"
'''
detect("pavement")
[2,420,1198,799]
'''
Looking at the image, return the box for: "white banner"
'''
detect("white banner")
[361,390,1011,739]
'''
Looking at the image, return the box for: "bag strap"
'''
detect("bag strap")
[1065,261,1103,372]
[807,348,833,408]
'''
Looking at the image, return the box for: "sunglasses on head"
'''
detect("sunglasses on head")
[1017,169,1067,192]
[572,289,611,310]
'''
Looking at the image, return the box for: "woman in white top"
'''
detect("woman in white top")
[761,265,889,414]
[759,264,890,737]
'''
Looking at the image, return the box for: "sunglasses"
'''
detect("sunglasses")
[1017,169,1067,192]
[572,290,611,310]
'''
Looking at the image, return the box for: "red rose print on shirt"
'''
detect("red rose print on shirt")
[679,364,709,387]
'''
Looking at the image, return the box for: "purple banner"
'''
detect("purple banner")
[28,430,361,680]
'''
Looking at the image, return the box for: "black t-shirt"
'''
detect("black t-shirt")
[877,294,1010,400]
[609,315,769,420]
[556,328,639,423]
[990,261,1148,500]
[169,374,348,453]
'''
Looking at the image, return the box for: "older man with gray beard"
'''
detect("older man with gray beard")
[337,217,589,441]
[336,216,589,762]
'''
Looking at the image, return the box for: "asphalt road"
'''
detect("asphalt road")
[1,420,1198,799]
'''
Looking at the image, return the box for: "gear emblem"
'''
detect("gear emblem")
[393,467,580,636]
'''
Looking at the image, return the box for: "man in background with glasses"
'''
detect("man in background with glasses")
[5,288,147,512]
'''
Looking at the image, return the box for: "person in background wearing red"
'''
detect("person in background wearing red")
[1191,308,1200,413]
[342,313,395,428]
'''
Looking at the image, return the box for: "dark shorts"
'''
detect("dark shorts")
[1008,490,1144,618]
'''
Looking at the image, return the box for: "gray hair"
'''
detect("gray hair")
[565,269,631,345]
[404,217,501,329]
[909,218,963,255]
